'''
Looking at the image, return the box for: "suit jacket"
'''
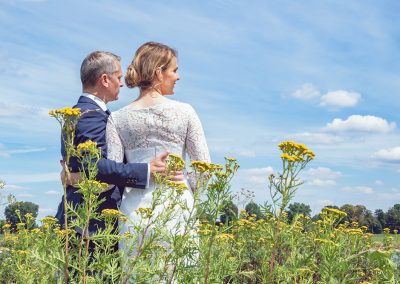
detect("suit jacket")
[55,96,148,234]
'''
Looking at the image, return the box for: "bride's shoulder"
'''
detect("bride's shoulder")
[110,105,133,120]
[167,99,195,112]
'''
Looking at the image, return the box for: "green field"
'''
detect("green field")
[372,234,400,245]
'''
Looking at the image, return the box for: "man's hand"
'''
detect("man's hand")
[60,160,81,186]
[150,152,184,182]
[150,152,169,174]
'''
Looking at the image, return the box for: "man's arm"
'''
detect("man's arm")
[70,108,150,188]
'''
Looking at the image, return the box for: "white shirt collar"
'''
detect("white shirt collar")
[82,93,108,112]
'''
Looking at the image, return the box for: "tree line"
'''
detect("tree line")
[1,200,400,234]
[222,201,400,234]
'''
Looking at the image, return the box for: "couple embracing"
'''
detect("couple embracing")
[55,42,210,254]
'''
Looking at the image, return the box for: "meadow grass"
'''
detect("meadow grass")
[372,233,400,245]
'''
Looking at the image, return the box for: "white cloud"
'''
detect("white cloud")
[231,167,275,192]
[372,146,400,162]
[236,150,257,157]
[243,167,275,184]
[3,184,30,191]
[45,190,59,195]
[320,90,361,109]
[305,167,342,180]
[307,179,336,187]
[325,115,396,133]
[342,186,374,194]
[316,199,334,206]
[0,143,47,158]
[292,83,320,100]
[304,167,341,188]
[1,172,60,183]
[0,101,50,118]
[289,132,343,144]
[39,208,56,213]
[17,193,34,198]
[375,180,384,186]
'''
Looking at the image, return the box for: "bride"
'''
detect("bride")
[106,42,210,252]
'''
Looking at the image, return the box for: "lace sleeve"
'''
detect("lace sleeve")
[185,105,211,189]
[106,116,124,163]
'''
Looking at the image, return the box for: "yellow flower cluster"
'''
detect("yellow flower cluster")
[297,267,314,274]
[166,154,185,171]
[2,223,11,230]
[166,180,188,190]
[278,141,315,161]
[215,233,235,242]
[53,227,69,239]
[346,228,363,236]
[30,228,41,235]
[314,238,335,245]
[166,180,188,195]
[77,140,98,152]
[101,209,121,218]
[280,153,303,162]
[78,180,109,192]
[321,207,347,218]
[190,160,213,173]
[41,216,58,226]
[383,227,390,234]
[211,164,224,171]
[49,107,81,118]
[16,222,26,229]
[215,172,228,179]
[196,222,215,235]
[136,207,153,218]
[25,212,33,218]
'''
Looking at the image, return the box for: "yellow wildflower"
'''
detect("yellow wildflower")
[2,223,11,230]
[41,216,59,226]
[136,207,153,218]
[215,233,235,242]
[16,222,25,229]
[76,140,99,156]
[347,228,363,236]
[321,207,347,218]
[314,238,335,245]
[49,107,81,118]
[210,163,223,171]
[101,209,121,218]
[166,154,185,171]
[166,180,188,190]
[31,228,41,234]
[77,179,109,194]
[297,267,313,274]
[190,160,213,173]
[215,172,228,179]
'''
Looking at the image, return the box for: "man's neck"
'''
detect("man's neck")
[82,88,108,104]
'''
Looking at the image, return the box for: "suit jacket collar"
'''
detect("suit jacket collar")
[77,95,99,106]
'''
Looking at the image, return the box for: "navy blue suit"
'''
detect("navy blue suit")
[55,96,148,234]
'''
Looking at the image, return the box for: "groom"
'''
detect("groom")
[55,51,171,235]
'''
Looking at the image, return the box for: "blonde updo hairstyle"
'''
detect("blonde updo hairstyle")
[125,42,177,90]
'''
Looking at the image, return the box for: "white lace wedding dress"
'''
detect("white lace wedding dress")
[106,97,210,252]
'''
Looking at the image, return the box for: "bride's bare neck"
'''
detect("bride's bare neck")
[131,89,165,108]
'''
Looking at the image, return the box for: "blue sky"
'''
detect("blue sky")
[1,0,400,220]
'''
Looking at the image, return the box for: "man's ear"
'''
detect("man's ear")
[99,74,109,87]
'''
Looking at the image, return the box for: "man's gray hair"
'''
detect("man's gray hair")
[80,51,121,88]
